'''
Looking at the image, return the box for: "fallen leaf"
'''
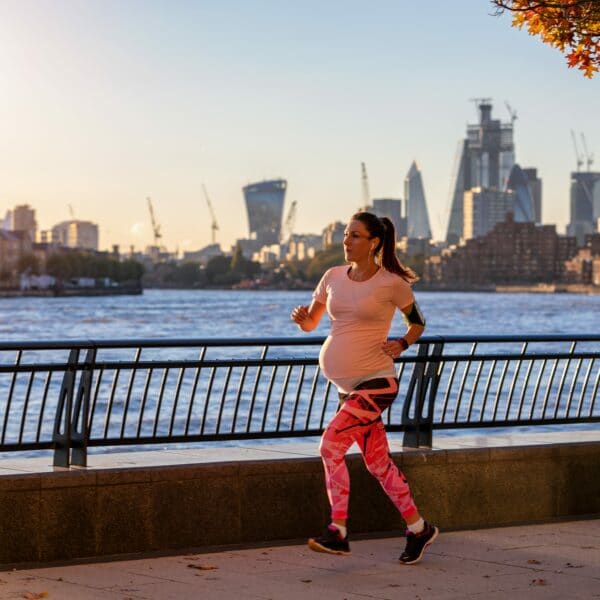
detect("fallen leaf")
[531,579,547,586]
[301,580,312,583]
[187,564,218,570]
[23,593,49,600]
[527,559,541,564]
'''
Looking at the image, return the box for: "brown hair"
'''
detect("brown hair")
[350,211,418,283]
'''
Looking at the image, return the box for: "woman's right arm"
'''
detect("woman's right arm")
[290,300,326,332]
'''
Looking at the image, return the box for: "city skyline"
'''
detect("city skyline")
[0,1,598,252]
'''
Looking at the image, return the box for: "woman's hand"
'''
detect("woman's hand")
[291,301,326,332]
[381,339,403,359]
[291,305,311,326]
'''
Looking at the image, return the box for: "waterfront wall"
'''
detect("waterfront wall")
[1,441,599,567]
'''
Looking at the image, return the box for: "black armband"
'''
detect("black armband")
[402,301,426,327]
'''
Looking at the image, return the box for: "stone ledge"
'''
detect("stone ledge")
[0,441,599,567]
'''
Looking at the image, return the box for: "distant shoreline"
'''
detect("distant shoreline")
[0,286,143,298]
[141,283,599,295]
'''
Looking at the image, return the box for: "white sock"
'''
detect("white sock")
[331,523,347,538]
[407,518,425,534]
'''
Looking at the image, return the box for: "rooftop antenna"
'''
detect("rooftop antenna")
[571,130,584,172]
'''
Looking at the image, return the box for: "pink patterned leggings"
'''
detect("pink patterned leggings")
[319,377,418,521]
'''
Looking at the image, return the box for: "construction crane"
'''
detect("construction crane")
[202,184,219,245]
[571,130,584,172]
[68,204,75,219]
[283,200,297,241]
[361,162,371,210]
[580,132,594,171]
[147,197,163,247]
[504,101,517,125]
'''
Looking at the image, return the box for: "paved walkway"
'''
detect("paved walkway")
[1,519,598,599]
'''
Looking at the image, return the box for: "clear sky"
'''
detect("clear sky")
[0,0,598,252]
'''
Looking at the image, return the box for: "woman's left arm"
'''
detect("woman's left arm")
[381,300,426,358]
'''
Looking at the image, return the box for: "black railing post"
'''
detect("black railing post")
[402,341,444,448]
[53,348,79,467]
[71,347,96,467]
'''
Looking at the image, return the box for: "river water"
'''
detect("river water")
[0,290,598,454]
[1,288,598,340]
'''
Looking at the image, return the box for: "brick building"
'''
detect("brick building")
[425,214,578,285]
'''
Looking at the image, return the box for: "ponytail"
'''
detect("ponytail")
[351,212,418,283]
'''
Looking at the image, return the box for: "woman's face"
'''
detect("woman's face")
[343,219,376,262]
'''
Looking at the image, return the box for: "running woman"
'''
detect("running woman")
[291,211,438,565]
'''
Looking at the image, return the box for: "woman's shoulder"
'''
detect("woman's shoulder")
[324,265,348,277]
[380,268,412,287]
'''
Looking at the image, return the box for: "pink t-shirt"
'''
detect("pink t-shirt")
[312,265,415,392]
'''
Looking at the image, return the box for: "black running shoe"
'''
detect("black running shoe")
[308,525,351,555]
[399,522,439,565]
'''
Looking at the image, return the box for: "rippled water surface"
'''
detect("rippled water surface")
[1,289,598,340]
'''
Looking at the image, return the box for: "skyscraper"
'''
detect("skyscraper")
[522,168,542,224]
[405,161,432,239]
[505,164,535,222]
[463,188,514,240]
[10,204,37,242]
[446,101,515,244]
[567,171,600,245]
[372,198,406,237]
[243,179,287,246]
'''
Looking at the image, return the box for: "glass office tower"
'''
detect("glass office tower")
[446,101,515,244]
[243,179,287,246]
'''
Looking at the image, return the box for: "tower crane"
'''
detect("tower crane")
[147,197,163,247]
[571,130,584,172]
[580,132,594,171]
[68,204,75,219]
[202,184,219,245]
[361,162,371,210]
[283,200,297,241]
[504,101,517,125]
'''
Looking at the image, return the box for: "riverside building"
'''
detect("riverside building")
[9,205,37,243]
[567,171,600,246]
[427,214,577,286]
[51,220,99,251]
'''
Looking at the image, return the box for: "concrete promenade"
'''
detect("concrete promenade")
[0,519,598,599]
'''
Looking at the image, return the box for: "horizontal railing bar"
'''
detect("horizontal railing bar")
[88,429,329,445]
[0,333,598,351]
[0,442,55,451]
[429,417,600,429]
[2,351,598,374]
[1,333,598,459]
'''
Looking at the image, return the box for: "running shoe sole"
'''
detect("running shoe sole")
[399,525,439,565]
[307,538,351,555]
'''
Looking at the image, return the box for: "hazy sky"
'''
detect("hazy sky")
[1,0,598,252]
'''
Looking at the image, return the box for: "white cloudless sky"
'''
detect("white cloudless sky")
[0,0,598,252]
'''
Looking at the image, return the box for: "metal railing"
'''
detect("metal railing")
[0,334,598,467]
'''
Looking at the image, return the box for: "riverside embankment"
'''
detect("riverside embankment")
[1,429,598,568]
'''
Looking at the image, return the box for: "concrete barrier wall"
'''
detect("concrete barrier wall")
[1,442,599,567]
